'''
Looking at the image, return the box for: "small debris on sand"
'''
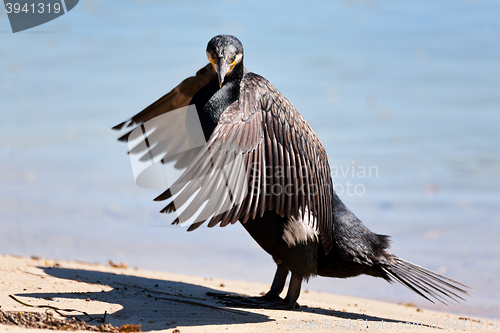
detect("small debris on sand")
[0,310,140,332]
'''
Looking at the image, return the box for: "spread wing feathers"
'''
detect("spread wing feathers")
[155,73,336,253]
[112,64,216,141]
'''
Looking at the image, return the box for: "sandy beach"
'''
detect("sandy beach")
[0,254,491,332]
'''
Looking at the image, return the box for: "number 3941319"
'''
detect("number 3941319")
[5,2,61,14]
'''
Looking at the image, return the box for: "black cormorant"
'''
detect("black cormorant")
[113,35,470,309]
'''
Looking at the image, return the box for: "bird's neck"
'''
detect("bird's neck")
[200,62,244,140]
[217,60,244,107]
[229,61,244,83]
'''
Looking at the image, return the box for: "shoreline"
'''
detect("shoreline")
[0,254,492,332]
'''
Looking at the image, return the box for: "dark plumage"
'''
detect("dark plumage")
[114,35,470,309]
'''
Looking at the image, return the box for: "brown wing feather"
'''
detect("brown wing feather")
[250,74,335,253]
[113,64,216,141]
[155,72,335,253]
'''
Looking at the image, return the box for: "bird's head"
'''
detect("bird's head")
[206,35,244,88]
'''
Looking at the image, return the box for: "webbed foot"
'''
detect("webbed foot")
[205,292,299,309]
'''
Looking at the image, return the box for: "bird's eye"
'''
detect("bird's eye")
[232,55,236,62]
[211,53,215,59]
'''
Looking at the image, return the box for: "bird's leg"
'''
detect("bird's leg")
[206,263,288,304]
[206,265,301,310]
[273,273,302,309]
[264,262,288,299]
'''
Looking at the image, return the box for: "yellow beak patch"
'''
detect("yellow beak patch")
[229,60,236,73]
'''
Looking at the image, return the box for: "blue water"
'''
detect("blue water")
[1,0,499,319]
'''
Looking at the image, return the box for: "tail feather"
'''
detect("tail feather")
[387,264,456,304]
[381,257,471,304]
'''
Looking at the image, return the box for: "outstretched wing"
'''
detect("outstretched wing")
[113,64,216,141]
[155,72,336,253]
[113,64,216,181]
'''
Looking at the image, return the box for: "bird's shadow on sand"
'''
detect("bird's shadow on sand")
[14,266,416,331]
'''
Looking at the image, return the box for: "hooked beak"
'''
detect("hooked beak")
[216,62,230,88]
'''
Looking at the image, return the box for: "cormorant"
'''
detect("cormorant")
[113,35,470,309]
